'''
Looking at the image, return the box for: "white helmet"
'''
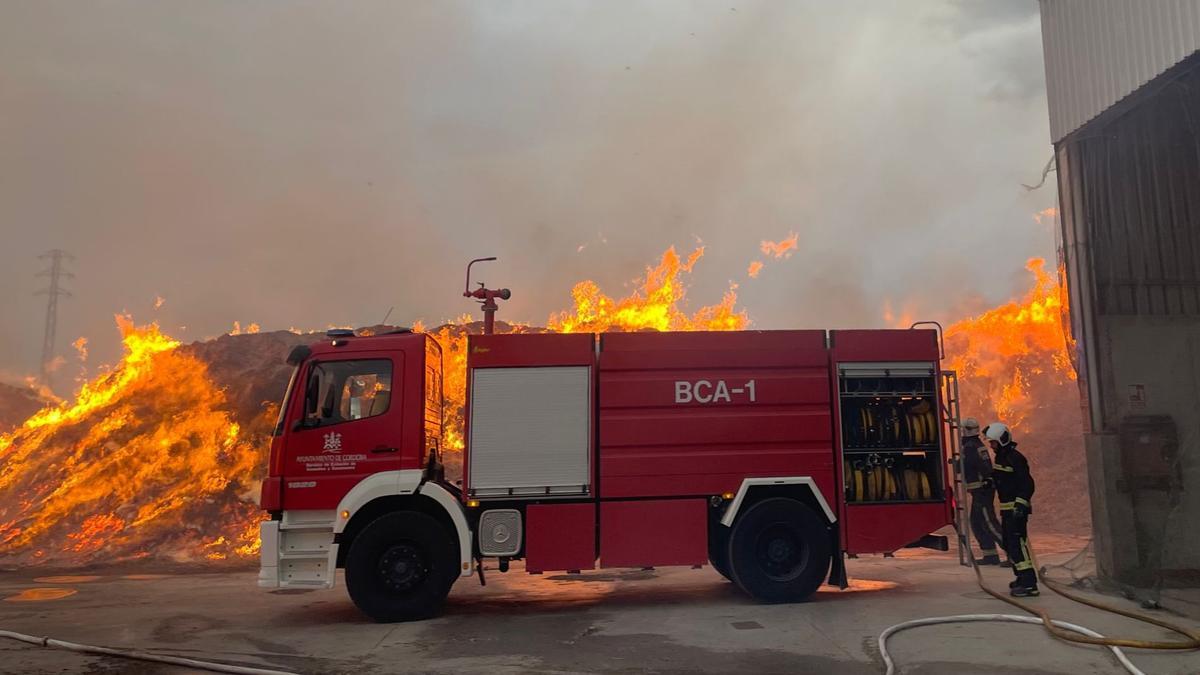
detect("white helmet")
[984,422,1012,447]
[962,417,980,433]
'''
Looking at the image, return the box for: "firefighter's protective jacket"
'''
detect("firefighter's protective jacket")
[992,441,1035,513]
[961,435,993,492]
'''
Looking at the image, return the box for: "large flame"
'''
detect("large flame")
[0,248,1084,566]
[941,257,1086,533]
[548,246,746,333]
[0,316,267,565]
[433,245,747,455]
[944,257,1075,429]
[0,246,746,566]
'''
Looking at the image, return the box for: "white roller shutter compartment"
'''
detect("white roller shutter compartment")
[467,366,590,497]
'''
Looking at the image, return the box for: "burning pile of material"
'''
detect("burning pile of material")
[0,245,1088,568]
[944,258,1088,534]
[0,246,741,567]
[0,317,276,566]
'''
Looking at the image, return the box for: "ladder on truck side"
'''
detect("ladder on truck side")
[940,370,972,567]
[912,321,971,566]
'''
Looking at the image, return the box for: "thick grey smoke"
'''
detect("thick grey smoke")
[0,1,1053,384]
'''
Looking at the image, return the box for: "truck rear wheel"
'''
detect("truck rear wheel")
[344,511,458,622]
[727,497,831,602]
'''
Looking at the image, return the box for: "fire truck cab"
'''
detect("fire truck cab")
[259,327,953,622]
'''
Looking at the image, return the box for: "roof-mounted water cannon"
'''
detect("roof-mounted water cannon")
[463,257,511,335]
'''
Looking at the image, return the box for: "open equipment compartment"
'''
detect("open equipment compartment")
[838,362,944,504]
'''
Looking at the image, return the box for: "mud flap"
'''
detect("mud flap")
[905,534,950,551]
[828,529,848,589]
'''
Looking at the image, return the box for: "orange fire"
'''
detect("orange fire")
[881,299,916,330]
[940,257,1086,532]
[746,232,799,279]
[548,246,746,333]
[0,246,1081,566]
[760,232,799,259]
[944,257,1075,430]
[0,246,749,566]
[0,316,267,565]
[433,246,747,454]
[424,317,505,455]
[1033,207,1058,226]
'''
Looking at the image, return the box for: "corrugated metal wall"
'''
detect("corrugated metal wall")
[1064,70,1200,317]
[1040,0,1200,143]
[1056,57,1200,430]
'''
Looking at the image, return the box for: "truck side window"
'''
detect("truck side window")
[303,359,392,427]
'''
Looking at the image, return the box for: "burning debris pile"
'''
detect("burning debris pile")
[944,258,1088,534]
[0,246,739,567]
[0,246,1087,568]
[0,318,280,567]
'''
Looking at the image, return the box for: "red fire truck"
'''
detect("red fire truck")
[258,314,958,622]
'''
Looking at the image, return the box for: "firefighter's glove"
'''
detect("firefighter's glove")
[1012,503,1030,521]
[980,478,994,490]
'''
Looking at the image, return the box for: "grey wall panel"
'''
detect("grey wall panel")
[1041,0,1200,142]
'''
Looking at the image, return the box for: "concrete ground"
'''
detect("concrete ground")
[1,535,1197,675]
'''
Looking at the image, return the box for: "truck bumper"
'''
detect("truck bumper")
[258,511,338,590]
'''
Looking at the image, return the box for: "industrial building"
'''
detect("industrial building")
[1041,0,1200,603]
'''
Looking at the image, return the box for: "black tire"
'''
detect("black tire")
[344,511,459,622]
[709,527,733,581]
[726,498,831,602]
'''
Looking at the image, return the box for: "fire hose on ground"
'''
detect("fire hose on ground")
[0,629,299,675]
[879,614,1146,675]
[877,539,1200,675]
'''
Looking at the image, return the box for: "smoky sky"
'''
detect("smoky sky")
[0,1,1054,384]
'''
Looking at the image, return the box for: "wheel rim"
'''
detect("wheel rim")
[753,522,809,582]
[378,542,429,592]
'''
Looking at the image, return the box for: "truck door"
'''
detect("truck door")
[281,352,405,509]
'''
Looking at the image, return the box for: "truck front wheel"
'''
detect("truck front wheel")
[344,511,459,622]
[727,497,831,602]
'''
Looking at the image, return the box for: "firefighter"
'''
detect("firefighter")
[961,417,1004,566]
[984,422,1038,597]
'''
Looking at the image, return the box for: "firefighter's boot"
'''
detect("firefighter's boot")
[977,553,1001,566]
[1010,584,1040,597]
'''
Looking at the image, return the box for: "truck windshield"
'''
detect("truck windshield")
[272,365,301,437]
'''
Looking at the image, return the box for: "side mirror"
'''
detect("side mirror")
[286,344,312,366]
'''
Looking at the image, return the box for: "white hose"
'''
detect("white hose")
[0,629,298,675]
[877,614,1144,675]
